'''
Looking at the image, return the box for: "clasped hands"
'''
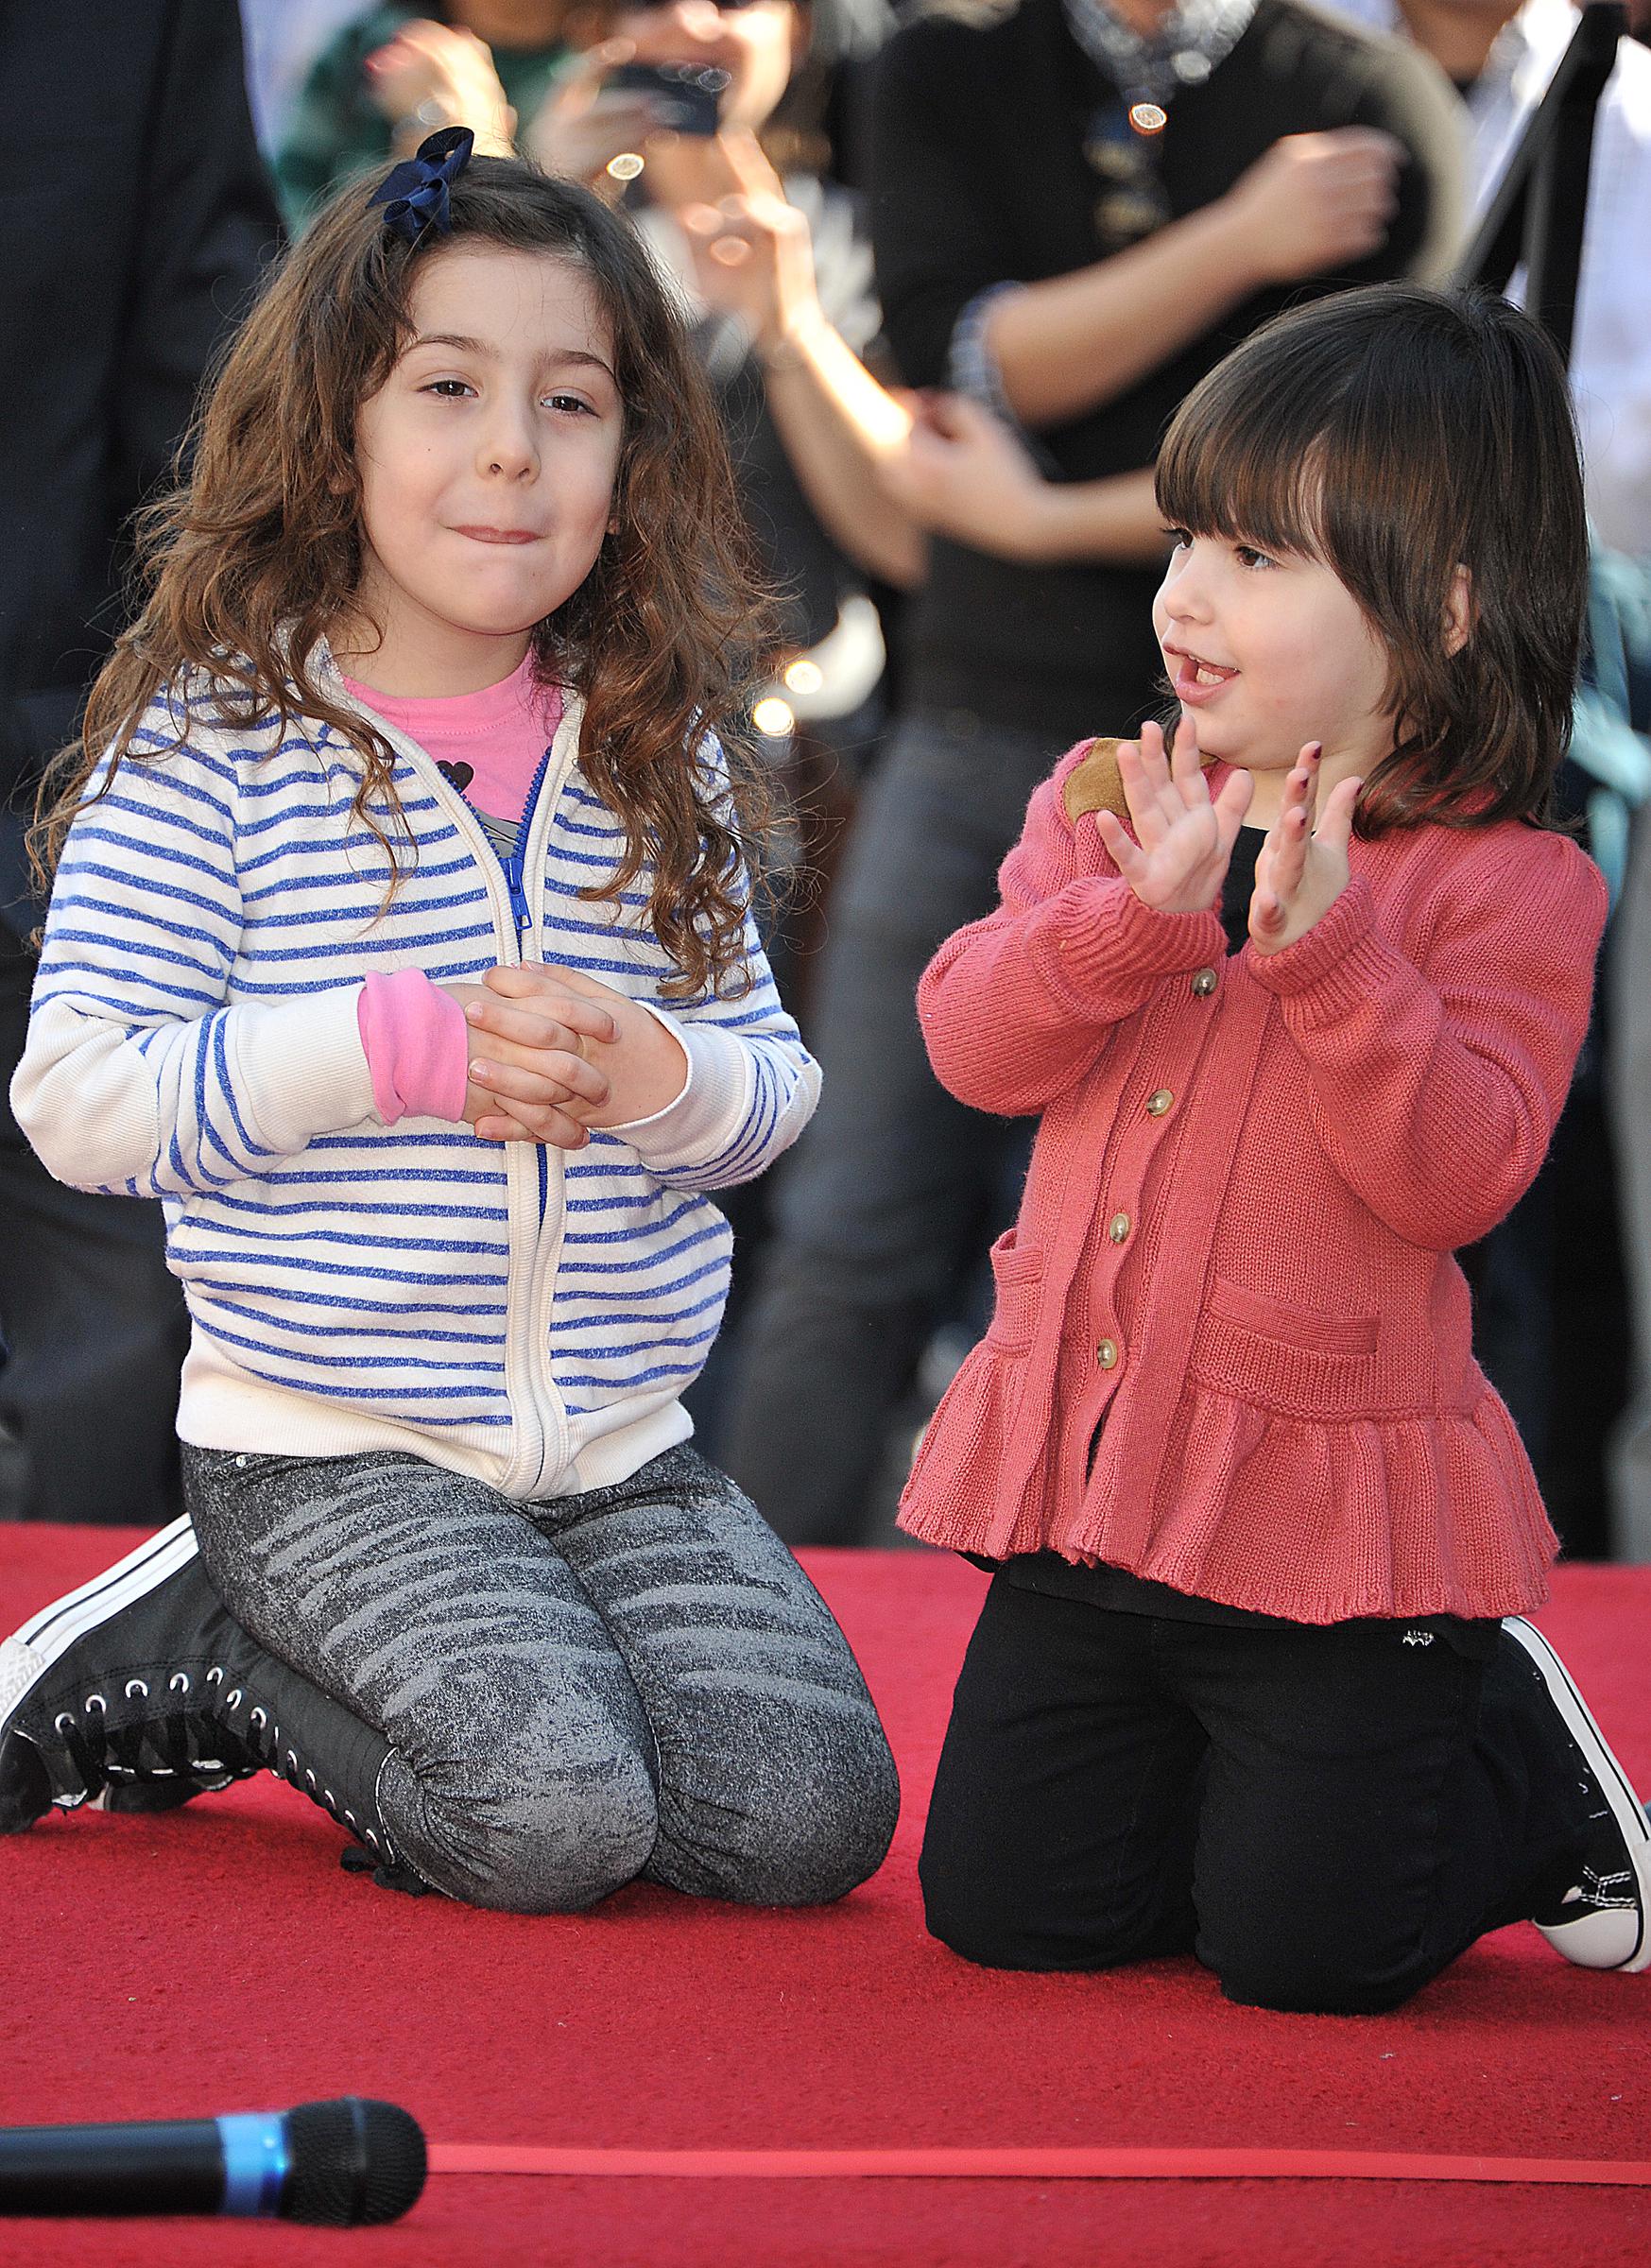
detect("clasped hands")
[1092,718,1363,954]
[441,964,687,1147]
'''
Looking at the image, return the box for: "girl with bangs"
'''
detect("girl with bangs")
[0,131,898,1914]
[905,284,1648,2013]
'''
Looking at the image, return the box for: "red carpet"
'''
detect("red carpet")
[1,1525,1648,2266]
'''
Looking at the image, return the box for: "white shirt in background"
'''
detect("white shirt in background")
[1327,0,1651,557]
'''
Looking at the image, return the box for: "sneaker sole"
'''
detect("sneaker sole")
[1503,1614,1651,1973]
[1,1515,200,1732]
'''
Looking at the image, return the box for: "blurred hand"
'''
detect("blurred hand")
[611,3,749,74]
[878,392,1057,560]
[1220,129,1403,284]
[365,19,516,157]
[675,132,822,352]
[522,39,671,183]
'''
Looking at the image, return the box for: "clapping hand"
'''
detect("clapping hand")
[1092,718,1255,914]
[1247,745,1363,954]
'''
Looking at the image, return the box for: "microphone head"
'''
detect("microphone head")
[282,2098,426,2226]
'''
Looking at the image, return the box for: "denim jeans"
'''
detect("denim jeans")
[723,710,1063,1545]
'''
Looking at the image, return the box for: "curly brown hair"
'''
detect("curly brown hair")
[33,154,779,997]
[1155,284,1588,836]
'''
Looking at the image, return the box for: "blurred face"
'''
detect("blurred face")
[451,1,574,37]
[1151,529,1396,789]
[612,0,800,129]
[348,245,623,693]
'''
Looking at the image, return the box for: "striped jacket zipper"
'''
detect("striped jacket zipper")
[417,732,572,1500]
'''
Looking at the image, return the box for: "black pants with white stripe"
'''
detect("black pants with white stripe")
[920,1575,1596,2013]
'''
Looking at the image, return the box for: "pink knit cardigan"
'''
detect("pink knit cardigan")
[898,742,1609,1623]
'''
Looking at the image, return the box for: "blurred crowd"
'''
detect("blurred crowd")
[2,0,1648,1554]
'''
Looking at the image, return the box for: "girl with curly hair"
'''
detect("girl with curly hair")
[0,131,898,1914]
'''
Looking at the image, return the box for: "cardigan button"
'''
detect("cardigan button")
[1191,967,1218,998]
[1146,1089,1174,1117]
[1095,1337,1120,1370]
[1108,1211,1131,1246]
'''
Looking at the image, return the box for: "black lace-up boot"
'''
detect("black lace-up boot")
[0,1517,415,1886]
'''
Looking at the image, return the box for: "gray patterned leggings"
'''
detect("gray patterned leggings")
[181,1441,899,1915]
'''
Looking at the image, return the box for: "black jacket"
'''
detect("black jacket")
[869,0,1462,742]
[0,0,281,936]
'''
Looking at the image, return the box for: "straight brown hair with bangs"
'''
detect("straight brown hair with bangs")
[33,154,778,998]
[1155,284,1589,835]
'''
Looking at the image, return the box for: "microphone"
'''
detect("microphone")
[0,2097,426,2225]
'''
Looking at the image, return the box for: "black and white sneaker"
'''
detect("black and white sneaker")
[0,1520,405,1882]
[1503,1615,1651,1974]
[0,1517,246,1829]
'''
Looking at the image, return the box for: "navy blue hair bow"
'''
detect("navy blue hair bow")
[368,125,475,245]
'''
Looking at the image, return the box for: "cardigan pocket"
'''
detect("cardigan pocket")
[1206,1280,1379,1357]
[1190,1278,1380,1418]
[983,1228,1045,1352]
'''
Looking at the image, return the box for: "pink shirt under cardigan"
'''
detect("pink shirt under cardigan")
[899,741,1609,1624]
[345,659,565,1124]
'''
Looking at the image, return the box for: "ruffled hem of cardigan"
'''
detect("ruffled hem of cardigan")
[897,1362,1556,1625]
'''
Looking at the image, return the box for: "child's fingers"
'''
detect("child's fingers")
[519,962,626,1013]
[1133,718,1176,805]
[475,1108,589,1149]
[1212,764,1254,821]
[1267,801,1311,903]
[1093,805,1149,884]
[481,966,618,1042]
[1247,884,1286,941]
[465,996,593,1056]
[1211,763,1255,855]
[1296,741,1323,831]
[470,1054,611,1111]
[1168,715,1210,809]
[1114,738,1167,850]
[473,1106,560,1143]
[1316,773,1364,852]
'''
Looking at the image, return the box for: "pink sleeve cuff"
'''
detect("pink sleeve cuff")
[357,970,470,1125]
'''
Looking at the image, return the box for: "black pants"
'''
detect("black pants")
[920,1577,1594,2015]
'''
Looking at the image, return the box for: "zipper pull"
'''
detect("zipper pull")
[503,849,532,941]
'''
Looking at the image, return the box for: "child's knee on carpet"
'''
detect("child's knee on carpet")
[396,1745,660,1914]
[1208,1908,1441,2017]
[659,1703,901,1906]
[918,1830,1191,1972]
[754,1717,901,1904]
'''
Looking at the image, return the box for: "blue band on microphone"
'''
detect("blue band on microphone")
[216,2114,290,2217]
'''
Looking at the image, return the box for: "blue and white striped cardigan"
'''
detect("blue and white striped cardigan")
[11,661,819,1501]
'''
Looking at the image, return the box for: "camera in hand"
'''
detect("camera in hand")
[607,60,731,137]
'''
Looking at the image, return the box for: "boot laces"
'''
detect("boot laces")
[52,1667,390,1860]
